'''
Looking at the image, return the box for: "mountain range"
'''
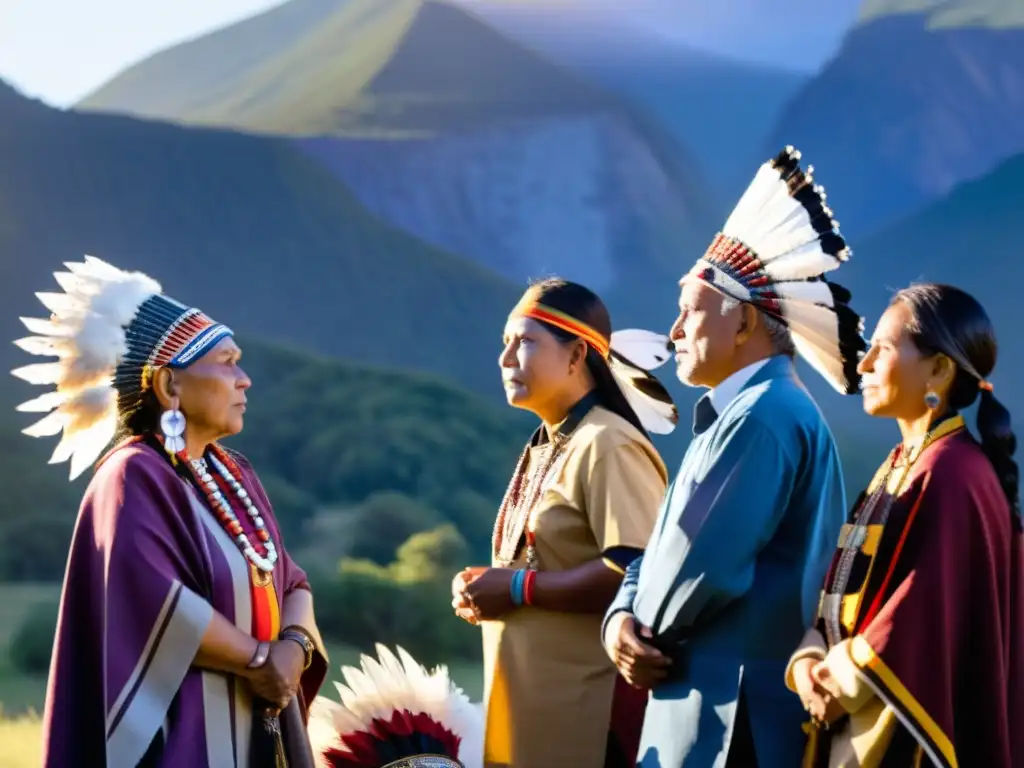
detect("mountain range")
[766,1,1024,233]
[78,0,714,325]
[0,80,519,399]
[4,0,1024,494]
[454,0,863,73]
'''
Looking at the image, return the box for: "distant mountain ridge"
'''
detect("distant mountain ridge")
[452,0,811,196]
[766,9,1024,235]
[859,0,1024,28]
[454,0,862,73]
[80,0,614,137]
[0,79,520,400]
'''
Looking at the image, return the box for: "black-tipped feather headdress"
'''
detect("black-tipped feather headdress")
[691,146,866,394]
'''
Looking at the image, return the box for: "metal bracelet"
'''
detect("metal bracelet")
[280,629,314,670]
[246,640,271,669]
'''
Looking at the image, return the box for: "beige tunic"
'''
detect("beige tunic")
[482,405,668,768]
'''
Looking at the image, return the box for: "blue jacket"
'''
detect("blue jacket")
[604,355,847,767]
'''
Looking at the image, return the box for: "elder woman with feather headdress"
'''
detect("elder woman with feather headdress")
[13,257,328,767]
[451,278,679,768]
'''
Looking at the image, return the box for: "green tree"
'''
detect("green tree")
[9,600,59,675]
[345,492,442,565]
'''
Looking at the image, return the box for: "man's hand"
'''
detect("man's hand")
[605,612,671,689]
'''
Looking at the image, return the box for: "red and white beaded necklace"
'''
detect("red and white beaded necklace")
[185,446,278,573]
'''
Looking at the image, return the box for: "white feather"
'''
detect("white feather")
[64,417,117,480]
[74,312,129,372]
[35,291,84,318]
[11,362,63,385]
[22,411,67,438]
[767,280,835,308]
[759,242,841,282]
[721,164,786,234]
[19,316,72,337]
[87,274,161,328]
[13,336,69,358]
[610,329,672,371]
[775,301,842,355]
[16,391,67,413]
[792,333,848,395]
[609,357,677,435]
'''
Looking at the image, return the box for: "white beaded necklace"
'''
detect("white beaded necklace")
[191,453,278,573]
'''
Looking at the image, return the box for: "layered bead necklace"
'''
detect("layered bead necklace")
[492,393,598,568]
[492,435,568,568]
[186,447,278,575]
[820,416,964,646]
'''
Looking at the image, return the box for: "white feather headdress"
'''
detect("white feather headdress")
[12,255,233,479]
[690,146,866,394]
[308,644,483,768]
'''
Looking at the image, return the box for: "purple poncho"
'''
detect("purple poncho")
[40,440,327,766]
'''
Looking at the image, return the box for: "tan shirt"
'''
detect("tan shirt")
[482,405,668,768]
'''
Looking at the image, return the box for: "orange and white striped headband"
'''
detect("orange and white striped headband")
[511,299,611,359]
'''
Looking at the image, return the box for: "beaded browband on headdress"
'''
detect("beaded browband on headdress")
[11,255,233,480]
[308,645,482,768]
[690,146,867,394]
[511,298,678,435]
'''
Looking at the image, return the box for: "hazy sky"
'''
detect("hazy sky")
[0,0,861,108]
[0,0,283,107]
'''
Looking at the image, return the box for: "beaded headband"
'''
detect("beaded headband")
[508,294,678,434]
[511,299,611,359]
[12,255,233,479]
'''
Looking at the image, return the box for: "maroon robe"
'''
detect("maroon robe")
[41,440,328,767]
[797,421,1023,767]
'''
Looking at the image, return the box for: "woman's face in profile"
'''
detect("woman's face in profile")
[499,315,576,415]
[176,337,252,439]
[858,302,936,419]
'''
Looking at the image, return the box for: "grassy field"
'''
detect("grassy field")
[0,583,482,768]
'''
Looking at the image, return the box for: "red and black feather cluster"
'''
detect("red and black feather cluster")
[321,710,462,767]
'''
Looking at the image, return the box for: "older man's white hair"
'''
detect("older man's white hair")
[720,294,797,358]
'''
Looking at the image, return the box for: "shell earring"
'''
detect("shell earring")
[924,390,941,410]
[161,396,186,455]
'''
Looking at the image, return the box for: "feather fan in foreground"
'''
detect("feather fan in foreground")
[689,146,867,394]
[308,645,484,768]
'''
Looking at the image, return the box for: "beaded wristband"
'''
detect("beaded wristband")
[523,570,537,605]
[510,569,527,606]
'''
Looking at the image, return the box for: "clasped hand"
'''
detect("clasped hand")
[606,613,671,689]
[451,566,516,623]
[791,657,845,728]
[244,640,306,710]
